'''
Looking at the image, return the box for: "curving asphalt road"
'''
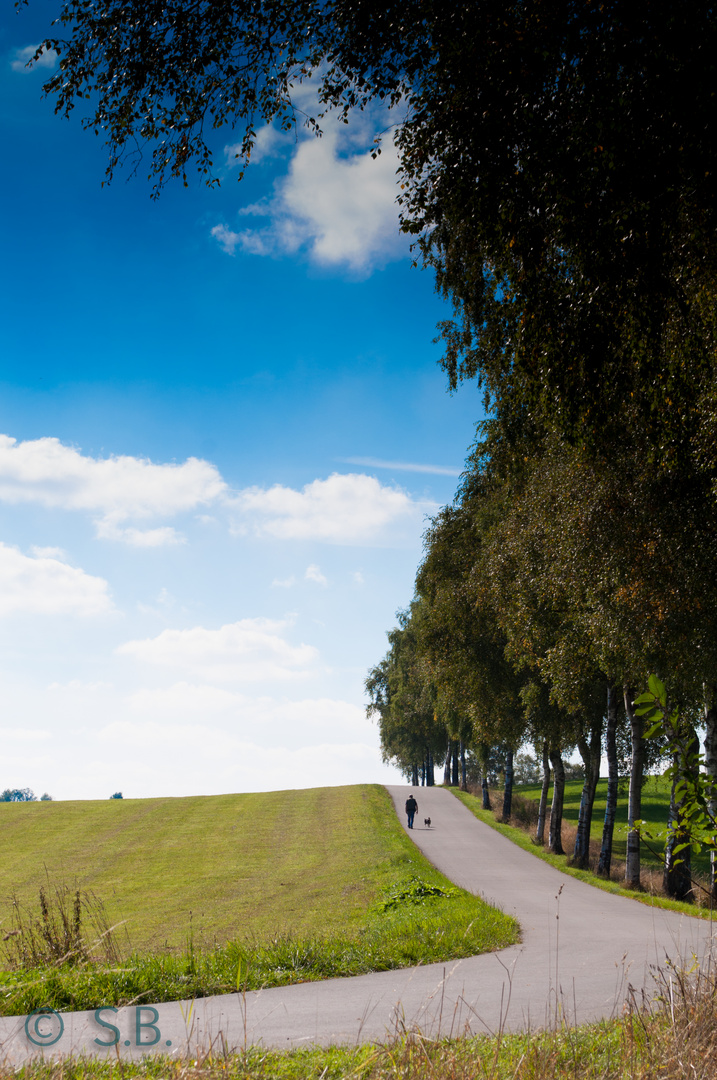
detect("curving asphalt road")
[1,785,714,1064]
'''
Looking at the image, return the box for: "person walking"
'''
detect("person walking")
[405,792,418,829]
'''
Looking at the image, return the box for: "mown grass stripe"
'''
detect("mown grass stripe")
[0,785,518,1015]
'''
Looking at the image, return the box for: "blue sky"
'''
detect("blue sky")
[0,2,484,799]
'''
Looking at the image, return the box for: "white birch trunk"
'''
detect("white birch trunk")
[536,740,550,845]
[703,684,717,901]
[573,718,602,869]
[501,748,514,822]
[548,748,565,854]
[597,684,619,877]
[624,686,644,890]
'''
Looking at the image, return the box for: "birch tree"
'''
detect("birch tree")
[415,491,528,795]
[365,612,447,785]
[597,686,621,878]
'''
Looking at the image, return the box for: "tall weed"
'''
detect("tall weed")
[2,885,121,969]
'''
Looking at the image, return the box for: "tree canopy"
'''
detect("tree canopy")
[30,1,717,467]
[1,788,37,802]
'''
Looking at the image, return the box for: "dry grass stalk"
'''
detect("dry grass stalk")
[2,883,122,969]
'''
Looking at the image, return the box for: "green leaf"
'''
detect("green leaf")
[643,719,663,739]
[648,674,666,701]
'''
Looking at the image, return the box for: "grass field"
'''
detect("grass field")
[0,784,519,1014]
[514,774,710,875]
[0,785,419,951]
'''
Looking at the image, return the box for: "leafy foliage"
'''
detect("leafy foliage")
[635,676,714,860]
[396,5,717,472]
[366,605,447,778]
[379,875,455,911]
[0,787,37,802]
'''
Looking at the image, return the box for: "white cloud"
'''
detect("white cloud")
[272,575,296,588]
[48,680,113,692]
[230,472,435,545]
[10,45,57,73]
[0,434,226,544]
[0,676,405,799]
[351,570,365,585]
[0,543,112,617]
[30,545,66,559]
[212,112,405,273]
[0,726,51,742]
[304,563,328,587]
[125,685,366,734]
[137,587,176,616]
[225,124,289,166]
[96,522,185,547]
[210,224,241,255]
[340,456,462,477]
[90,720,391,794]
[116,618,319,683]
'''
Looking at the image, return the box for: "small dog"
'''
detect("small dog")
[424,816,432,828]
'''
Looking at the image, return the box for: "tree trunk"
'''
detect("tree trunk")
[411,763,418,787]
[597,685,619,878]
[625,686,644,890]
[548,748,565,854]
[704,685,717,903]
[452,742,460,787]
[536,741,550,844]
[460,741,467,790]
[572,717,602,869]
[481,772,491,810]
[443,738,452,785]
[501,748,514,821]
[421,758,426,786]
[427,747,434,786]
[664,726,698,902]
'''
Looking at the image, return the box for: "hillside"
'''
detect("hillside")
[1,785,409,951]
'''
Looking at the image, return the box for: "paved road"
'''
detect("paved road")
[1,785,714,1064]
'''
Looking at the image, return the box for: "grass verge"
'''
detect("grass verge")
[0,1002,709,1079]
[0,786,518,1016]
[450,788,714,920]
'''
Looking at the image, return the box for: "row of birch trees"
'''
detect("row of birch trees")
[367,415,717,903]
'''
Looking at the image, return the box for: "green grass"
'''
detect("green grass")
[450,788,712,919]
[516,775,710,874]
[1,786,415,950]
[0,785,518,1015]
